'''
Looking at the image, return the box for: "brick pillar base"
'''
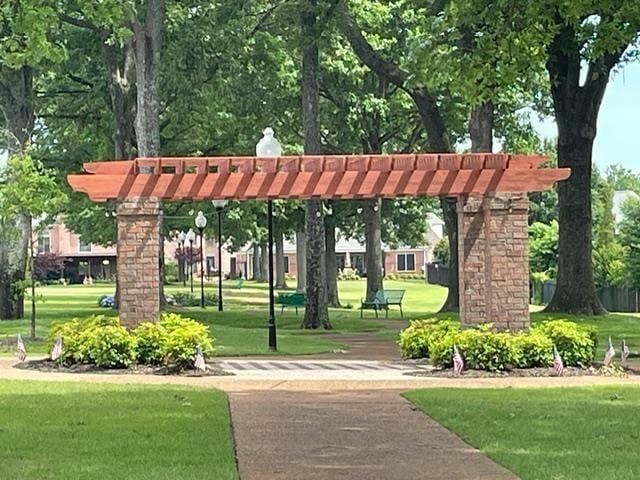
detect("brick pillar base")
[458,193,529,331]
[117,199,161,328]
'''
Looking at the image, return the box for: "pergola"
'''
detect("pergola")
[68,153,569,330]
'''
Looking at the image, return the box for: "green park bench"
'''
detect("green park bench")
[234,278,245,289]
[276,292,306,315]
[360,289,406,318]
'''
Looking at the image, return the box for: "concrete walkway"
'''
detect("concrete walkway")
[230,389,516,480]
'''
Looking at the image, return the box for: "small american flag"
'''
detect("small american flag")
[16,334,27,362]
[452,345,464,375]
[622,339,630,363]
[193,345,206,372]
[552,345,564,376]
[603,337,615,366]
[51,336,63,361]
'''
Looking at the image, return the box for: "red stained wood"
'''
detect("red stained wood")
[69,154,567,202]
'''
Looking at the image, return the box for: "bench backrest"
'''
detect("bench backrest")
[378,289,405,303]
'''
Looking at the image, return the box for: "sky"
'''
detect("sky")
[531,61,640,173]
[0,62,639,172]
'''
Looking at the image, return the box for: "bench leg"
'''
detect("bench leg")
[399,305,403,318]
[385,307,389,319]
[281,306,285,315]
[295,306,298,315]
[374,307,378,318]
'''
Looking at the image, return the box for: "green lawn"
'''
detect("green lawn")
[0,279,446,356]
[3,279,639,358]
[405,386,640,480]
[0,380,238,479]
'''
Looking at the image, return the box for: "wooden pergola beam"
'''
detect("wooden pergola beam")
[67,153,568,202]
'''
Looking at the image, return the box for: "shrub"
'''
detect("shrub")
[133,322,168,365]
[538,320,596,367]
[401,318,595,371]
[454,327,519,371]
[433,237,450,265]
[98,294,115,308]
[82,324,136,368]
[160,313,214,368]
[49,315,124,366]
[337,269,360,281]
[512,330,553,368]
[172,291,218,307]
[399,319,457,359]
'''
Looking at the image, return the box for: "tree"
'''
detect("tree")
[543,4,640,314]
[0,0,64,319]
[0,154,66,335]
[302,1,331,329]
[619,198,640,289]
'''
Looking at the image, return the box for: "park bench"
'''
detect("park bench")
[234,278,245,289]
[276,292,305,314]
[360,289,406,318]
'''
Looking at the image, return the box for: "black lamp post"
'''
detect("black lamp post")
[195,212,207,308]
[177,230,186,287]
[212,200,229,312]
[256,127,281,352]
[186,228,195,294]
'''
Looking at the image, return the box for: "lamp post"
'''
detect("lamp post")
[177,230,186,287]
[256,127,282,351]
[195,212,207,309]
[186,228,196,293]
[212,200,228,312]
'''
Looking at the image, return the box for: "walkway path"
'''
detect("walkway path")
[230,389,516,480]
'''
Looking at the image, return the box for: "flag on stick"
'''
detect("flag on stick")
[16,334,26,362]
[51,336,63,361]
[604,337,615,366]
[452,345,464,375]
[552,345,564,376]
[193,345,206,372]
[622,339,630,363]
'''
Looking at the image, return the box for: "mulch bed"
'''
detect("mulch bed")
[14,359,233,377]
[404,363,635,378]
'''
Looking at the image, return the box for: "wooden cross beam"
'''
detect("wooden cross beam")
[67,153,569,202]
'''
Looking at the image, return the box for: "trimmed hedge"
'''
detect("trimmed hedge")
[399,319,596,371]
[49,313,214,369]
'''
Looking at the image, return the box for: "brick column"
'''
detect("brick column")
[457,193,529,331]
[117,199,161,328]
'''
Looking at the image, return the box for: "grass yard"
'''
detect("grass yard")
[0,279,446,356]
[2,278,638,358]
[405,386,640,480]
[0,380,238,479]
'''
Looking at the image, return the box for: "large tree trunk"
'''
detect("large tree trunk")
[364,198,384,301]
[105,39,136,309]
[543,24,617,315]
[132,0,165,308]
[275,231,287,289]
[325,215,341,307]
[301,0,330,329]
[0,66,34,320]
[295,231,306,291]
[105,39,136,160]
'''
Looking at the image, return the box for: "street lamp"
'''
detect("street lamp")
[256,127,282,352]
[177,230,186,287]
[212,200,228,312]
[186,228,196,294]
[195,211,207,309]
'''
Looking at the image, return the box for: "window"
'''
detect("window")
[37,233,51,254]
[79,239,91,252]
[396,253,416,272]
[283,256,290,274]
